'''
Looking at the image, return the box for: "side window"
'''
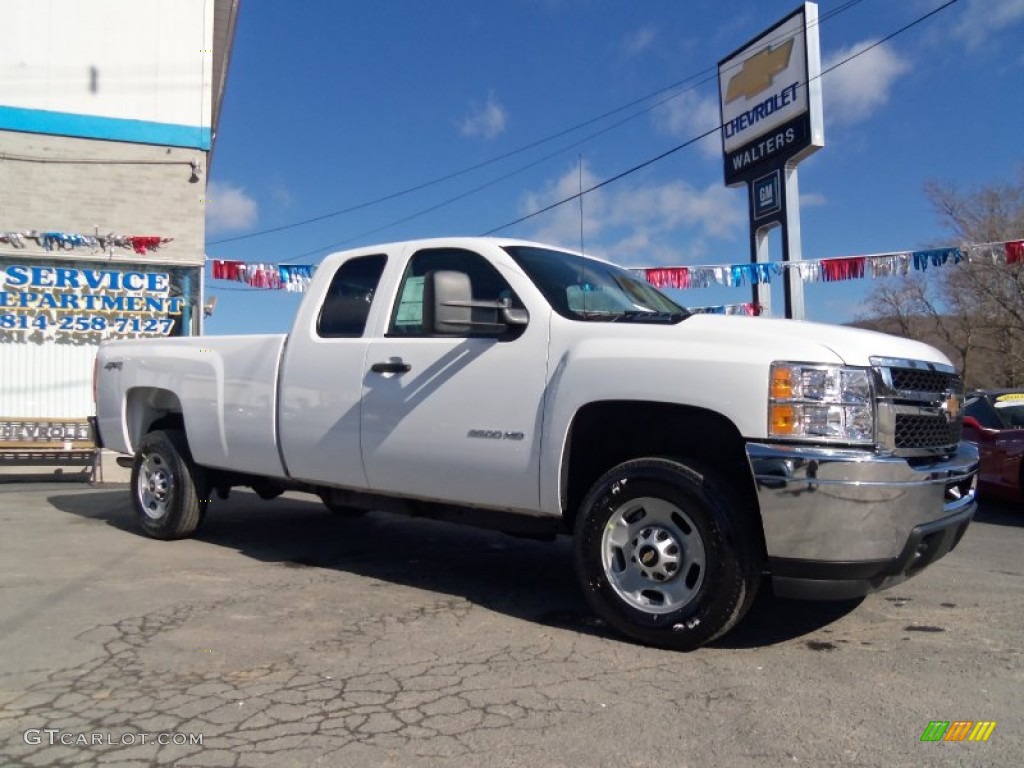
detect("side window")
[317,254,387,338]
[389,248,521,337]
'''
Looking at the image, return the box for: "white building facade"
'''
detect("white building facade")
[0,0,239,459]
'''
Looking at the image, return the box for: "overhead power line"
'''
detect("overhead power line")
[481,0,961,236]
[255,1,879,261]
[208,0,865,247]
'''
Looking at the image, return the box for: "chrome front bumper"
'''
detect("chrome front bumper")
[746,441,978,599]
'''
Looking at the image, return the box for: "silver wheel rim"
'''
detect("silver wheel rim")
[137,451,173,520]
[601,496,706,615]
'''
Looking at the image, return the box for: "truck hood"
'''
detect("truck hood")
[681,314,952,368]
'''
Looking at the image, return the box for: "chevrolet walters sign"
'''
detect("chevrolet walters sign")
[718,3,824,186]
[725,39,794,104]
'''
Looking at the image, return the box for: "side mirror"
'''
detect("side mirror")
[424,270,529,335]
[424,270,473,334]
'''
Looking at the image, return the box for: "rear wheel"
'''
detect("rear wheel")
[132,429,209,539]
[573,458,761,650]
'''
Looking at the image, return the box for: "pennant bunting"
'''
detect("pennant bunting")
[821,256,866,282]
[644,267,689,289]
[0,229,173,254]
[690,302,762,316]
[200,240,1019,297]
[208,260,318,293]
[634,241,1016,292]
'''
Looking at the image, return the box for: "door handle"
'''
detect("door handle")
[370,360,411,374]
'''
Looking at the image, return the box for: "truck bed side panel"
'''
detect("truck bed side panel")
[99,335,288,478]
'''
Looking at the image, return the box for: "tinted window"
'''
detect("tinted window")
[389,248,521,336]
[317,254,387,337]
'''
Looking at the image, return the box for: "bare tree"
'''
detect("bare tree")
[860,169,1024,388]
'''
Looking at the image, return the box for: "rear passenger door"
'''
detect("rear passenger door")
[278,253,388,488]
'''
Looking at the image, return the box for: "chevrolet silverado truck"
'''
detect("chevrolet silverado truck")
[93,237,978,650]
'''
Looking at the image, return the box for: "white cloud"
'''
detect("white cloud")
[268,181,293,209]
[821,39,911,126]
[520,162,604,248]
[458,92,508,140]
[652,90,722,158]
[952,0,1024,48]
[520,161,744,265]
[800,192,827,207]
[622,26,657,57]
[205,181,258,234]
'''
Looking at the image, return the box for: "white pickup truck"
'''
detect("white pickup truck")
[94,237,978,650]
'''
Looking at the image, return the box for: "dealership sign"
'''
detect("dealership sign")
[0,262,183,338]
[0,418,94,449]
[718,2,824,186]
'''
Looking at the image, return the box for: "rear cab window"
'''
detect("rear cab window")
[317,254,387,338]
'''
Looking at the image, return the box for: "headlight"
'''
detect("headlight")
[768,362,875,444]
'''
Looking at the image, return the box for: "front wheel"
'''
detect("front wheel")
[132,429,209,540]
[573,458,762,650]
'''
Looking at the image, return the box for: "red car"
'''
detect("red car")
[962,390,1024,505]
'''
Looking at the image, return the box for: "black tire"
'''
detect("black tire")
[131,429,209,540]
[573,458,762,651]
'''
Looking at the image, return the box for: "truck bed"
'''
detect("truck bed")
[96,334,289,478]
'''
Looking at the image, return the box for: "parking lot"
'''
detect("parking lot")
[0,482,1020,767]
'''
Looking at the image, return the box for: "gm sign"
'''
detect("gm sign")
[718,3,824,186]
[753,171,782,220]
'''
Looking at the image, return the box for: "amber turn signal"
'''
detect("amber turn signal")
[770,366,794,400]
[770,404,796,435]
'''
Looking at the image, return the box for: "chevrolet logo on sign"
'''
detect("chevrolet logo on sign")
[725,39,794,103]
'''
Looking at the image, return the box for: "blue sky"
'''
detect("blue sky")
[203,0,1024,335]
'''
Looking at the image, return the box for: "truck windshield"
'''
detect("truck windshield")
[503,245,689,323]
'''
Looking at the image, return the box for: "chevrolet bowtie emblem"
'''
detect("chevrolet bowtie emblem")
[941,392,961,421]
[726,39,794,104]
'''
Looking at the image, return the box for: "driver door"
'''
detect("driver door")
[360,246,548,512]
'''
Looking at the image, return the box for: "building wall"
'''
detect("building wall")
[0,131,207,266]
[0,339,100,418]
[0,0,215,148]
[0,0,236,436]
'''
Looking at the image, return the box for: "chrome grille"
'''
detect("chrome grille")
[894,414,962,450]
[871,357,964,457]
[890,368,960,395]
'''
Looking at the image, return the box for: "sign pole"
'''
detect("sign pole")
[781,164,805,320]
[718,2,824,321]
[751,226,772,315]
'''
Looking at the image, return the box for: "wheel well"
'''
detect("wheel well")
[125,387,185,451]
[562,401,762,536]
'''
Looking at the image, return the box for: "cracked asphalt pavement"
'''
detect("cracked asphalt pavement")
[0,483,1020,767]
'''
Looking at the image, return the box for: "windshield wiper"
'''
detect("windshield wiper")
[612,310,689,323]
